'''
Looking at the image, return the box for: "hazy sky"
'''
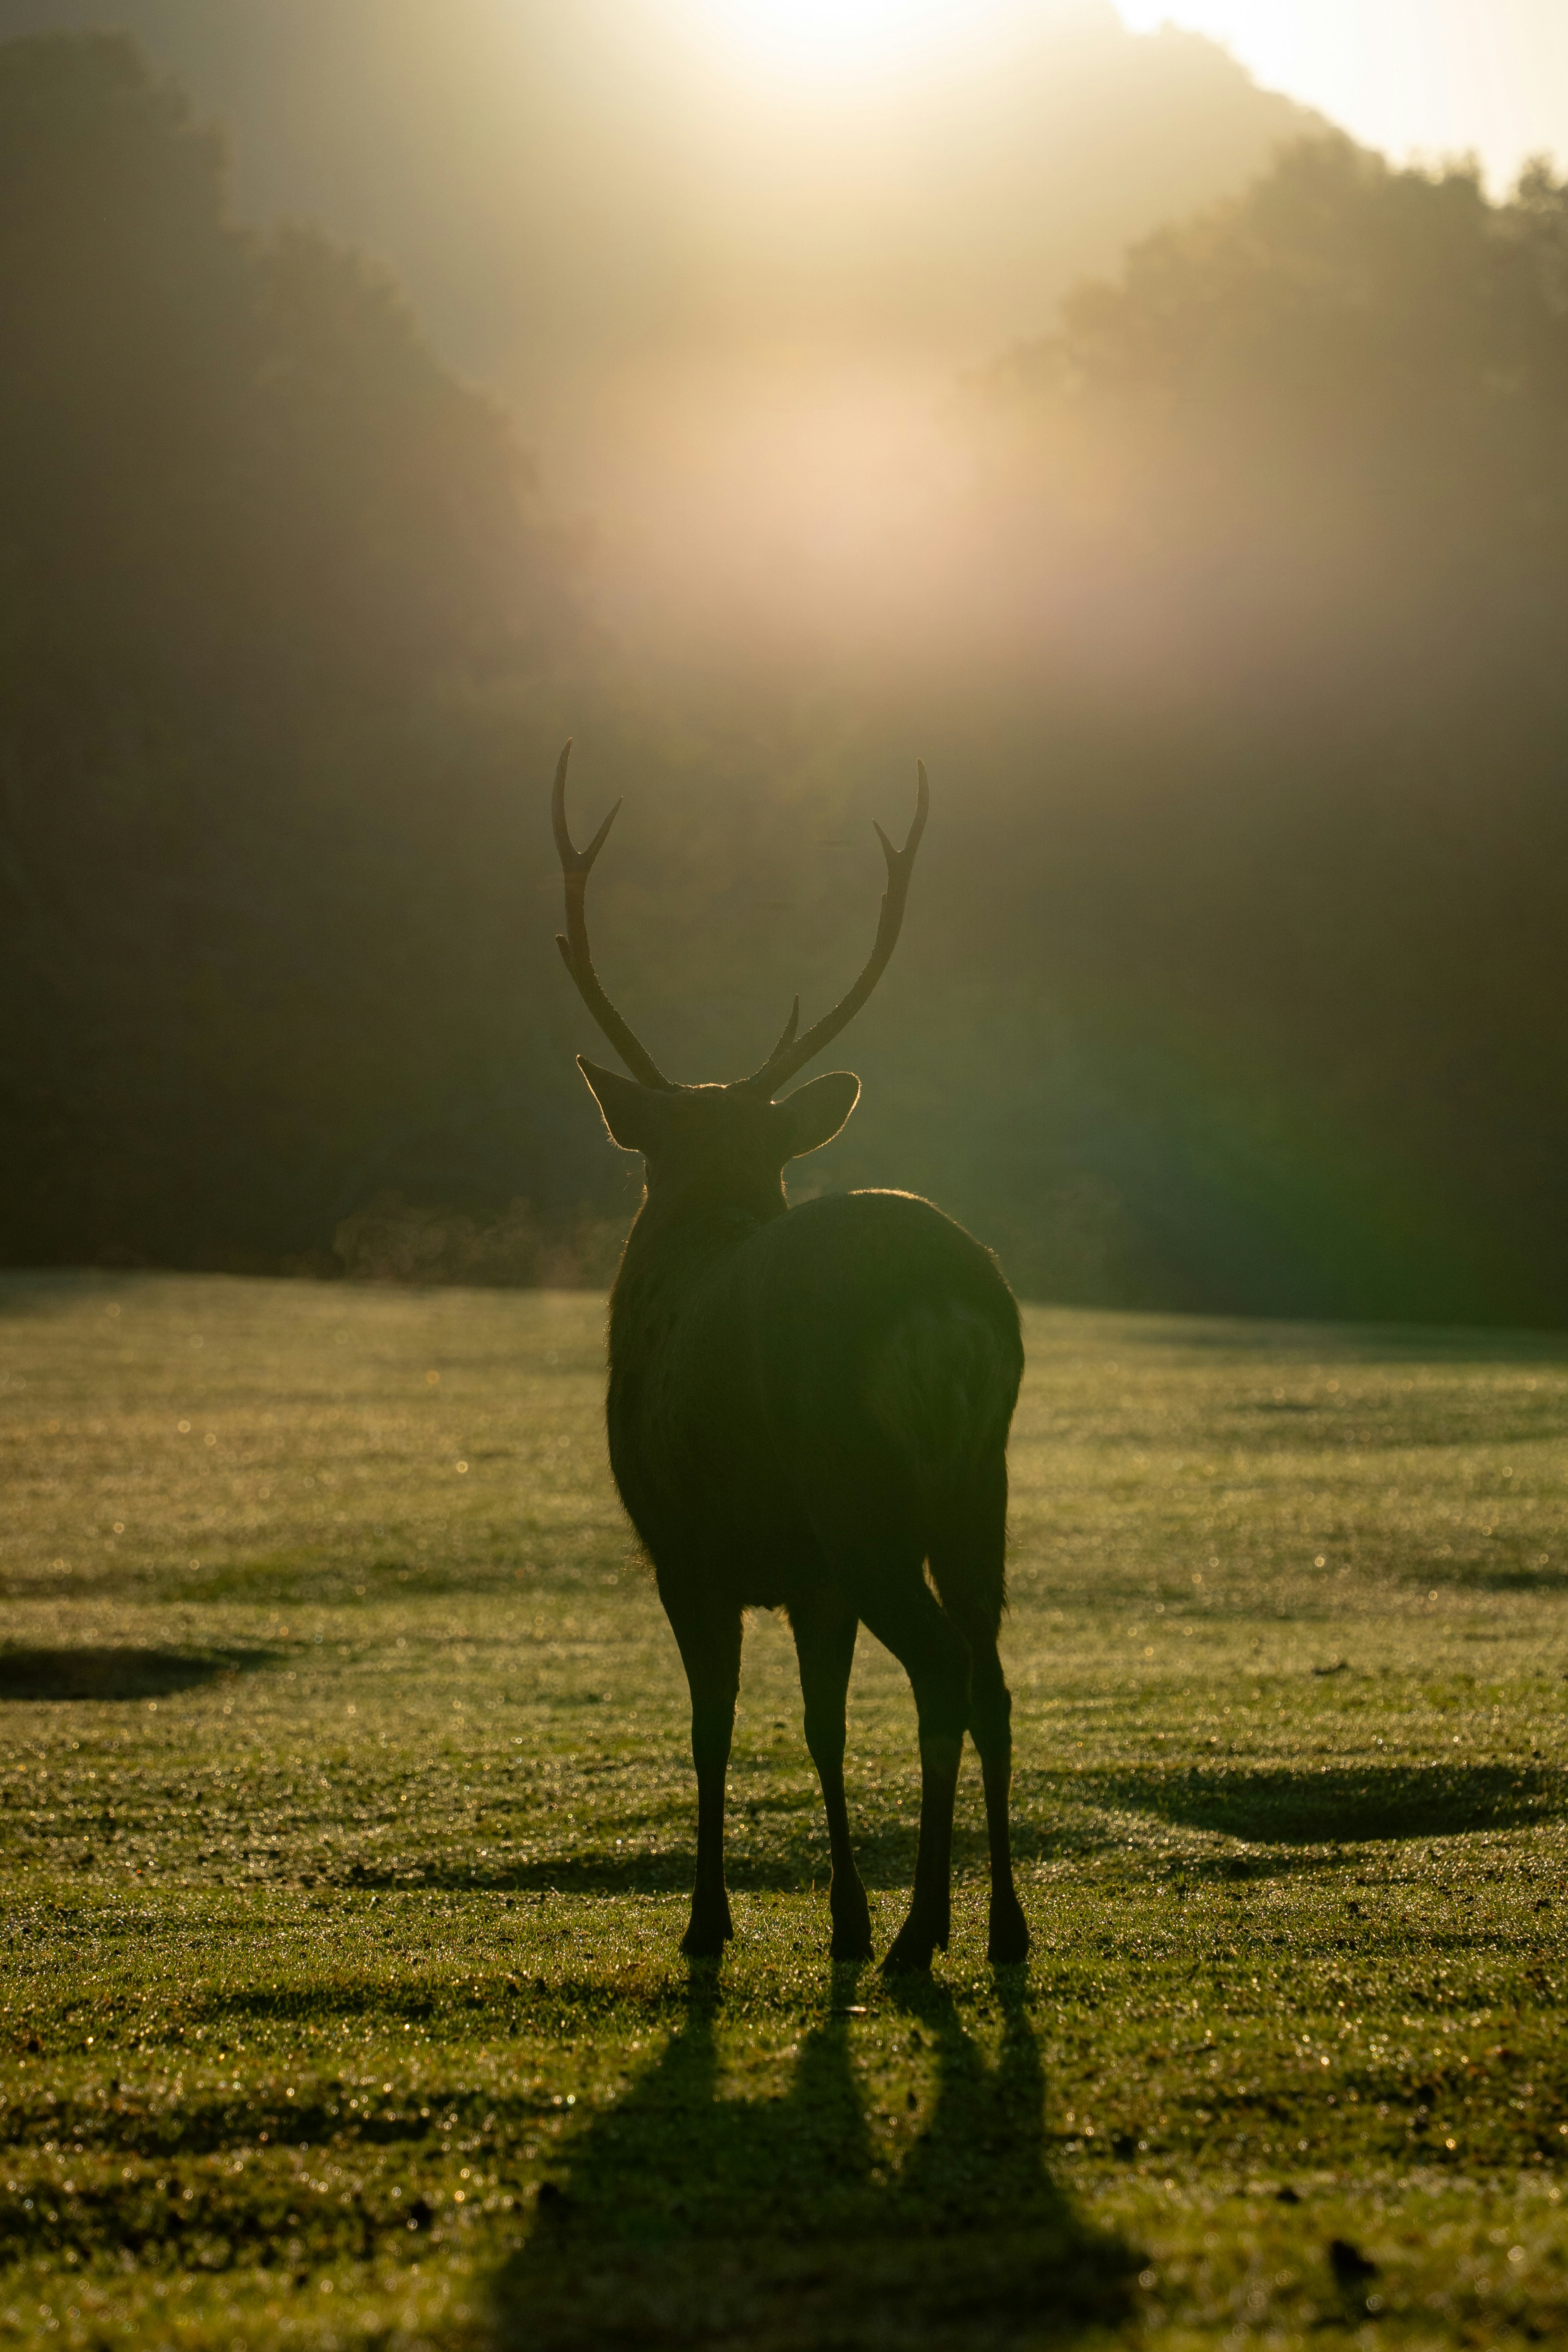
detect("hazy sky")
[17,0,1555,655]
[1116,0,1568,188]
[687,3,1565,190]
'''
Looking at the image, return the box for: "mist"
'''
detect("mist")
[3,0,1321,655]
[2,5,1564,1327]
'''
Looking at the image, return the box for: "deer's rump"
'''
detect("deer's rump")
[610,1189,1022,1606]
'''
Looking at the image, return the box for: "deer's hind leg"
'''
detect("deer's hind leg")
[661,1581,743,1958]
[849,1563,972,1975]
[929,1455,1030,1966]
[788,1588,873,1961]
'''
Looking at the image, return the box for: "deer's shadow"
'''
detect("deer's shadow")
[493,1965,1137,2350]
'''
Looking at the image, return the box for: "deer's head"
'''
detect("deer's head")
[550,742,928,1221]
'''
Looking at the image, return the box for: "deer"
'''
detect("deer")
[550,742,1029,1973]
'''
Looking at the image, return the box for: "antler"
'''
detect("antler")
[742,762,930,1094]
[551,741,670,1089]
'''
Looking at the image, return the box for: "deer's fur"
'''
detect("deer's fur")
[552,746,1029,1970]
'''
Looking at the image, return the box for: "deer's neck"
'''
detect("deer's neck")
[608,1185,782,1360]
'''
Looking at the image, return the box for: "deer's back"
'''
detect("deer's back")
[609,1189,1022,1595]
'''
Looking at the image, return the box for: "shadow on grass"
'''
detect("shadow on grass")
[492,1964,1138,2352]
[1113,1314,1568,1366]
[336,1855,862,1895]
[1102,1761,1566,1846]
[328,1755,1566,1901]
[334,1809,1112,1897]
[0,1646,273,1702]
[1424,1561,1568,1594]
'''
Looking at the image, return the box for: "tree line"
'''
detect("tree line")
[2,34,1565,1324]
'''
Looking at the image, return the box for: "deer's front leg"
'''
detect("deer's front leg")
[663,1586,743,1958]
[789,1588,872,1960]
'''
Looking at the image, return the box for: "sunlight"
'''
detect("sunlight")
[693,0,1015,87]
[1114,0,1568,190]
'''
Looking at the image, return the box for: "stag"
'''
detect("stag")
[551,743,1028,1971]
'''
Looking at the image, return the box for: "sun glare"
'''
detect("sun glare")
[696,0,1011,87]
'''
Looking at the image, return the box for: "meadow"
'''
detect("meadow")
[2,1270,1566,2350]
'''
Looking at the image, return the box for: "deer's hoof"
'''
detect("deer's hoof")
[680,1901,733,1958]
[987,1901,1031,1966]
[829,1880,873,1962]
[879,1920,940,1975]
[830,1924,874,1962]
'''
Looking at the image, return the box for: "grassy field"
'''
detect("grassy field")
[3,1270,1567,2350]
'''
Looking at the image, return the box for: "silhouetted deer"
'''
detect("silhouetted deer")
[551,743,1028,1971]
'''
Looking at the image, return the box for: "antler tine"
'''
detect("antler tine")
[741,762,930,1094]
[551,740,670,1089]
[763,997,800,1062]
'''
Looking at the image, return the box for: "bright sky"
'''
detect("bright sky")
[1116,0,1568,189]
[693,3,1566,191]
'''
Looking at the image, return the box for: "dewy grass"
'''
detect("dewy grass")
[2,1270,1567,2349]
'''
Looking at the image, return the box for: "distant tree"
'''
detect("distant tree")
[936,138,1568,1323]
[1009,136,1568,440]
[0,34,575,1270]
[973,138,1568,687]
[0,31,550,751]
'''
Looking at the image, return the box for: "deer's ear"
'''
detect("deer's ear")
[578,1057,668,1154]
[770,1071,860,1161]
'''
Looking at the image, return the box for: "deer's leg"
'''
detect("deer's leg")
[788,1589,872,1961]
[853,1577,971,1975]
[970,1636,1029,1965]
[930,1470,1030,1967]
[662,1587,743,1958]
[943,1602,1029,1965]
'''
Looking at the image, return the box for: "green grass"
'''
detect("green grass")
[3,1270,1568,2350]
